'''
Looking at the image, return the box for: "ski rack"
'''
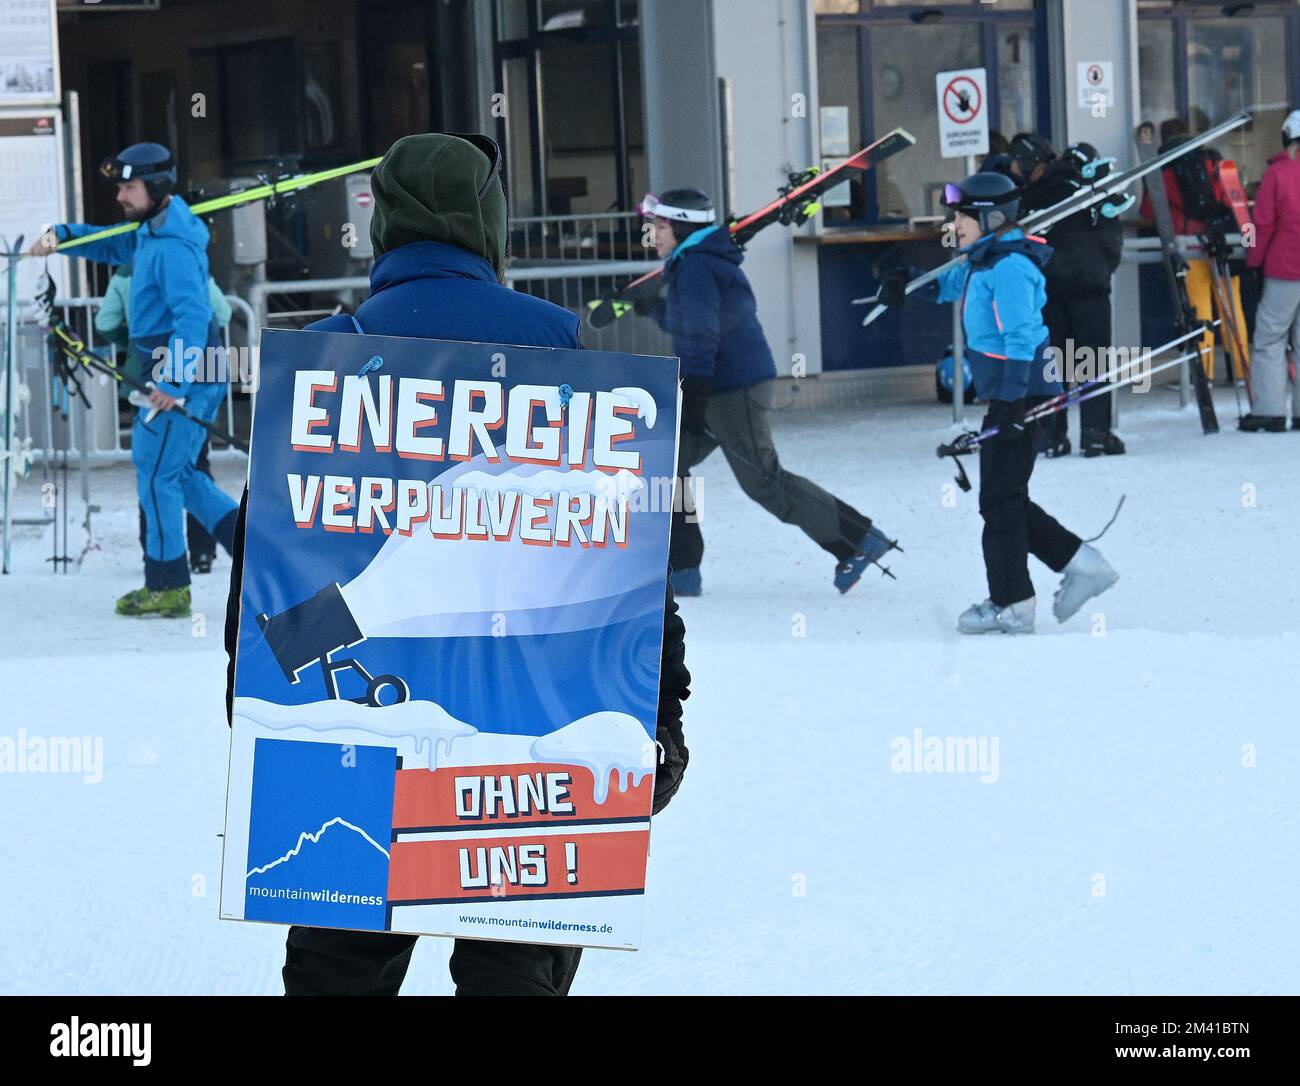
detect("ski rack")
[855,110,1254,327]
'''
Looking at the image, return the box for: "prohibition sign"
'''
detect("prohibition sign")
[942,77,982,125]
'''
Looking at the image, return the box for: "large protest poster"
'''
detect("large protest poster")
[220,328,679,950]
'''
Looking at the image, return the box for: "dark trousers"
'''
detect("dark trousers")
[1043,288,1115,440]
[137,438,215,561]
[979,405,1082,607]
[282,925,583,996]
[668,381,871,571]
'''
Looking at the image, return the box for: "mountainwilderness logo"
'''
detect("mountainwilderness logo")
[244,739,396,930]
[49,1018,151,1066]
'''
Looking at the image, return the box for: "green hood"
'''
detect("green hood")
[369,134,508,277]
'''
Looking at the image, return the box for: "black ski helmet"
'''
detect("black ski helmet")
[1063,141,1113,181]
[640,187,717,242]
[979,152,1017,179]
[1008,132,1056,179]
[99,142,177,208]
[944,171,1022,232]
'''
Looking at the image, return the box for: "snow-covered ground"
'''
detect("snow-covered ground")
[2,382,1296,995]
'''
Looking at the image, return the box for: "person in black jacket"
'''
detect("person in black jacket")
[223,133,691,997]
[1008,138,1126,458]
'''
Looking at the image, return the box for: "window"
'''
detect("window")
[495,0,643,216]
[1138,3,1299,188]
[815,3,1043,225]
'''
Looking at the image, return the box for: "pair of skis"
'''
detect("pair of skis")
[38,156,384,257]
[585,127,918,330]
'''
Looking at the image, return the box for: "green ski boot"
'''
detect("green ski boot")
[116,585,191,618]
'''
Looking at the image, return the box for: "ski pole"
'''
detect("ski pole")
[855,109,1254,327]
[939,346,1206,468]
[45,322,249,453]
[1014,323,1214,427]
[40,156,383,256]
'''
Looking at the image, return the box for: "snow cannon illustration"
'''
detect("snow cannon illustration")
[256,583,409,707]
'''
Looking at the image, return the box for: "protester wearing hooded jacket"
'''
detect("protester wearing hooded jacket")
[222,133,691,997]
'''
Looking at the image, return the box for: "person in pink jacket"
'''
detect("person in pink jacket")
[1243,109,1300,431]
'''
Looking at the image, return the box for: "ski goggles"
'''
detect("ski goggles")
[638,193,717,224]
[445,132,504,199]
[942,184,1006,211]
[98,153,175,185]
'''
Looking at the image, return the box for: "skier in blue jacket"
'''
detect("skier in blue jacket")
[31,143,238,616]
[642,188,896,596]
[880,172,1118,633]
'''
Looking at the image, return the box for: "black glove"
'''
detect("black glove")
[681,376,712,437]
[651,716,689,815]
[987,398,1027,442]
[878,268,910,308]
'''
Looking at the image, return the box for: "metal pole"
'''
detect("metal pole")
[951,299,965,426]
[2,241,20,574]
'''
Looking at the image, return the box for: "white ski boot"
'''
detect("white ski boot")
[1053,543,1118,623]
[957,596,1036,635]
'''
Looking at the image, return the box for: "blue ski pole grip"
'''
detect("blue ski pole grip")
[1101,193,1135,218]
[257,582,364,683]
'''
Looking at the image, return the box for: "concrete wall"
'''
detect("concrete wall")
[643,0,824,375]
[1048,0,1144,356]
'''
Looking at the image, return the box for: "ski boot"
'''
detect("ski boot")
[116,585,191,618]
[1238,414,1287,433]
[669,566,702,597]
[190,552,215,575]
[1292,418,1300,431]
[834,525,900,594]
[1052,544,1118,623]
[957,597,1036,635]
[1081,428,1126,458]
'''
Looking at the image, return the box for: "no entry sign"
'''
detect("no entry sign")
[936,67,989,160]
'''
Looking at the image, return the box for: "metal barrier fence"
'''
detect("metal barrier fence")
[7,293,251,463]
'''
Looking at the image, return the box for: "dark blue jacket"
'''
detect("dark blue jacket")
[307,240,580,347]
[931,230,1061,401]
[654,227,777,392]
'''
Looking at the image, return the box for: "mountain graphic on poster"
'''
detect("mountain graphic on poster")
[244,739,396,930]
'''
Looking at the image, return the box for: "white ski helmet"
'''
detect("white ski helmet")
[1282,109,1300,144]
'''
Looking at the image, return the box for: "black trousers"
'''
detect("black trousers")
[978,406,1083,607]
[137,437,215,561]
[282,925,583,996]
[668,381,871,571]
[1043,288,1115,439]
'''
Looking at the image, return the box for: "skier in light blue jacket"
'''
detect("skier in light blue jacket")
[879,171,1118,633]
[32,143,238,616]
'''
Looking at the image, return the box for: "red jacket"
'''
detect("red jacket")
[1247,150,1300,280]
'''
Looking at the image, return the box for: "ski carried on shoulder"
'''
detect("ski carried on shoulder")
[585,127,917,330]
[854,110,1253,329]
[1134,122,1219,434]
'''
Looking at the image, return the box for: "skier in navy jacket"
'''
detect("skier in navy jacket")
[223,133,690,997]
[642,188,897,596]
[880,172,1119,633]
